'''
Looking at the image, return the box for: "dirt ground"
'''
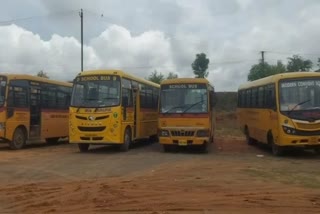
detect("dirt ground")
[0,112,319,214]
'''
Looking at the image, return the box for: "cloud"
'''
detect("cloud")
[1,0,320,91]
[0,24,100,81]
[0,24,176,81]
[90,25,176,77]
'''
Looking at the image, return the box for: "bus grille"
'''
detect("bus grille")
[76,115,109,120]
[296,123,320,130]
[171,130,195,137]
[76,115,87,120]
[78,126,106,132]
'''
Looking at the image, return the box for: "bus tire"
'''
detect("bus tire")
[45,137,59,144]
[78,143,90,152]
[163,144,174,152]
[149,135,158,143]
[120,128,131,152]
[9,127,26,150]
[199,142,209,153]
[270,137,283,156]
[245,128,255,145]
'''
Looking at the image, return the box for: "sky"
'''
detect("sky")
[0,0,320,91]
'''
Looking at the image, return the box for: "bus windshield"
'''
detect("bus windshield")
[71,75,121,108]
[160,83,208,113]
[280,78,320,119]
[0,77,7,107]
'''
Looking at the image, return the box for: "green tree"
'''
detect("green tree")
[248,62,271,81]
[36,70,49,78]
[271,60,286,74]
[191,53,210,78]
[167,72,178,79]
[147,70,164,84]
[247,60,286,81]
[316,58,320,72]
[287,55,313,72]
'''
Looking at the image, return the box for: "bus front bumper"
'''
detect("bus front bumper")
[159,137,209,146]
[69,140,121,145]
[278,135,320,148]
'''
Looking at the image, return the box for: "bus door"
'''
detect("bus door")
[132,86,138,138]
[29,86,41,137]
[6,80,29,141]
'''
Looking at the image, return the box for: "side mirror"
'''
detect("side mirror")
[122,96,128,107]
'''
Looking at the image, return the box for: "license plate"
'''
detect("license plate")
[178,140,187,146]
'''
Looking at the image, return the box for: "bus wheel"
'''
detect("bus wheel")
[45,137,59,144]
[10,128,26,150]
[163,144,174,153]
[271,138,283,156]
[245,129,255,145]
[199,142,209,153]
[120,129,131,152]
[78,143,90,152]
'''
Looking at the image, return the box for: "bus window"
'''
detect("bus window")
[0,80,6,106]
[7,86,28,108]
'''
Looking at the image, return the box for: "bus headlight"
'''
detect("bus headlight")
[282,126,296,135]
[0,122,5,130]
[197,129,209,137]
[159,129,170,137]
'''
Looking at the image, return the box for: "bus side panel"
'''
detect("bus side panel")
[41,110,69,140]
[121,107,134,142]
[5,108,30,141]
[138,109,158,139]
[237,108,279,145]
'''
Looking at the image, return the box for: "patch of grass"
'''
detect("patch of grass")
[242,167,320,189]
[215,127,243,138]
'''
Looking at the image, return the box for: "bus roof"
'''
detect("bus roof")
[0,73,72,87]
[161,78,210,85]
[76,69,160,88]
[238,72,320,90]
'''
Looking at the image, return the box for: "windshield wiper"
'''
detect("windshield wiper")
[182,100,205,113]
[76,105,87,113]
[83,98,99,101]
[103,97,118,100]
[164,105,188,113]
[288,99,311,115]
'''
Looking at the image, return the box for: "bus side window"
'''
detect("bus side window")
[122,79,133,107]
[7,86,28,108]
[265,84,276,110]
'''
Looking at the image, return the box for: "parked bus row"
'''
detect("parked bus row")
[69,70,215,153]
[1,70,320,156]
[0,70,215,153]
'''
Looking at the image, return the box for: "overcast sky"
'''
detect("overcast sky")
[1,0,320,91]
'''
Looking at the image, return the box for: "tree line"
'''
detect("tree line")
[37,52,319,84]
[147,53,210,84]
[35,53,211,84]
[248,55,320,81]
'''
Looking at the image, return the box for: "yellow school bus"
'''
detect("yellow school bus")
[237,72,320,156]
[158,78,216,152]
[0,74,72,149]
[69,70,160,152]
